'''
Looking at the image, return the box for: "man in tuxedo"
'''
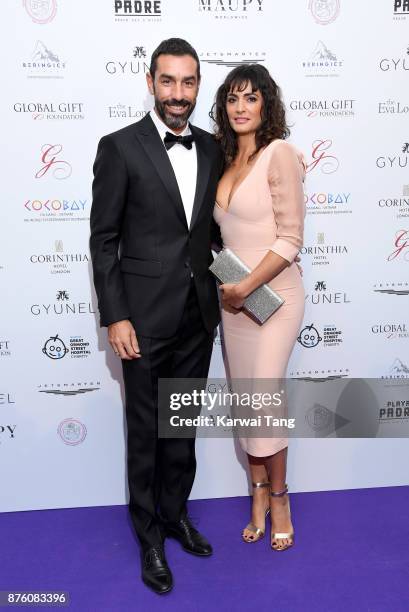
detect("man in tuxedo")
[90,38,222,594]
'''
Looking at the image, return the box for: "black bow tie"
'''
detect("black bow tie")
[164,131,194,150]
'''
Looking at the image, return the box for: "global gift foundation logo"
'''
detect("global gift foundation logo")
[289,98,355,119]
[309,0,340,25]
[371,323,409,340]
[0,341,11,358]
[35,144,72,180]
[13,101,84,121]
[23,0,57,24]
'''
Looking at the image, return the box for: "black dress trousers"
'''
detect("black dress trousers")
[121,279,214,550]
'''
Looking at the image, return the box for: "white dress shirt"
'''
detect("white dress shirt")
[150,109,198,228]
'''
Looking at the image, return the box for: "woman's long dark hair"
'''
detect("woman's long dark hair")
[211,64,290,166]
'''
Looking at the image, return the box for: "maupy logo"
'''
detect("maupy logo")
[35,145,72,180]
[23,0,57,23]
[0,425,16,444]
[306,139,339,174]
[388,229,409,261]
[309,0,340,25]
[42,334,69,359]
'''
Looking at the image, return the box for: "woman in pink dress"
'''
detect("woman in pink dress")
[212,64,305,551]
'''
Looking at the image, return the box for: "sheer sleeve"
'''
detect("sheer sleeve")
[268,141,306,264]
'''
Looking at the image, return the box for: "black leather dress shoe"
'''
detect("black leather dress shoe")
[166,517,213,556]
[141,545,173,594]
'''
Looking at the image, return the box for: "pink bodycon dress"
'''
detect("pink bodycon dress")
[213,139,306,457]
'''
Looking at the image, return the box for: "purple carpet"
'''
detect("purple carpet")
[1,487,408,611]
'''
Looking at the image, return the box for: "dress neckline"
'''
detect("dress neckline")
[215,141,276,213]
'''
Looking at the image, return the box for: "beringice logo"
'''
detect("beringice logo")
[42,334,69,359]
[309,0,340,25]
[387,229,409,261]
[306,139,339,174]
[303,41,343,76]
[58,418,87,446]
[24,0,57,24]
[23,41,66,79]
[35,144,72,180]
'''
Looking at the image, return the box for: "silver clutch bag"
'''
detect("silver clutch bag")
[209,248,284,324]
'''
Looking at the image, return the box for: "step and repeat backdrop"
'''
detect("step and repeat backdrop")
[1,0,408,511]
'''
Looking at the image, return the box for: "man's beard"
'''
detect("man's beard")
[154,96,196,131]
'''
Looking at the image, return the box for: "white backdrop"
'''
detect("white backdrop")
[1,0,409,512]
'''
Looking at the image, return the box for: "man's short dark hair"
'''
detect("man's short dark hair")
[150,38,201,80]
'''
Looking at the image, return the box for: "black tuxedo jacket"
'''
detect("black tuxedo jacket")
[90,113,222,338]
